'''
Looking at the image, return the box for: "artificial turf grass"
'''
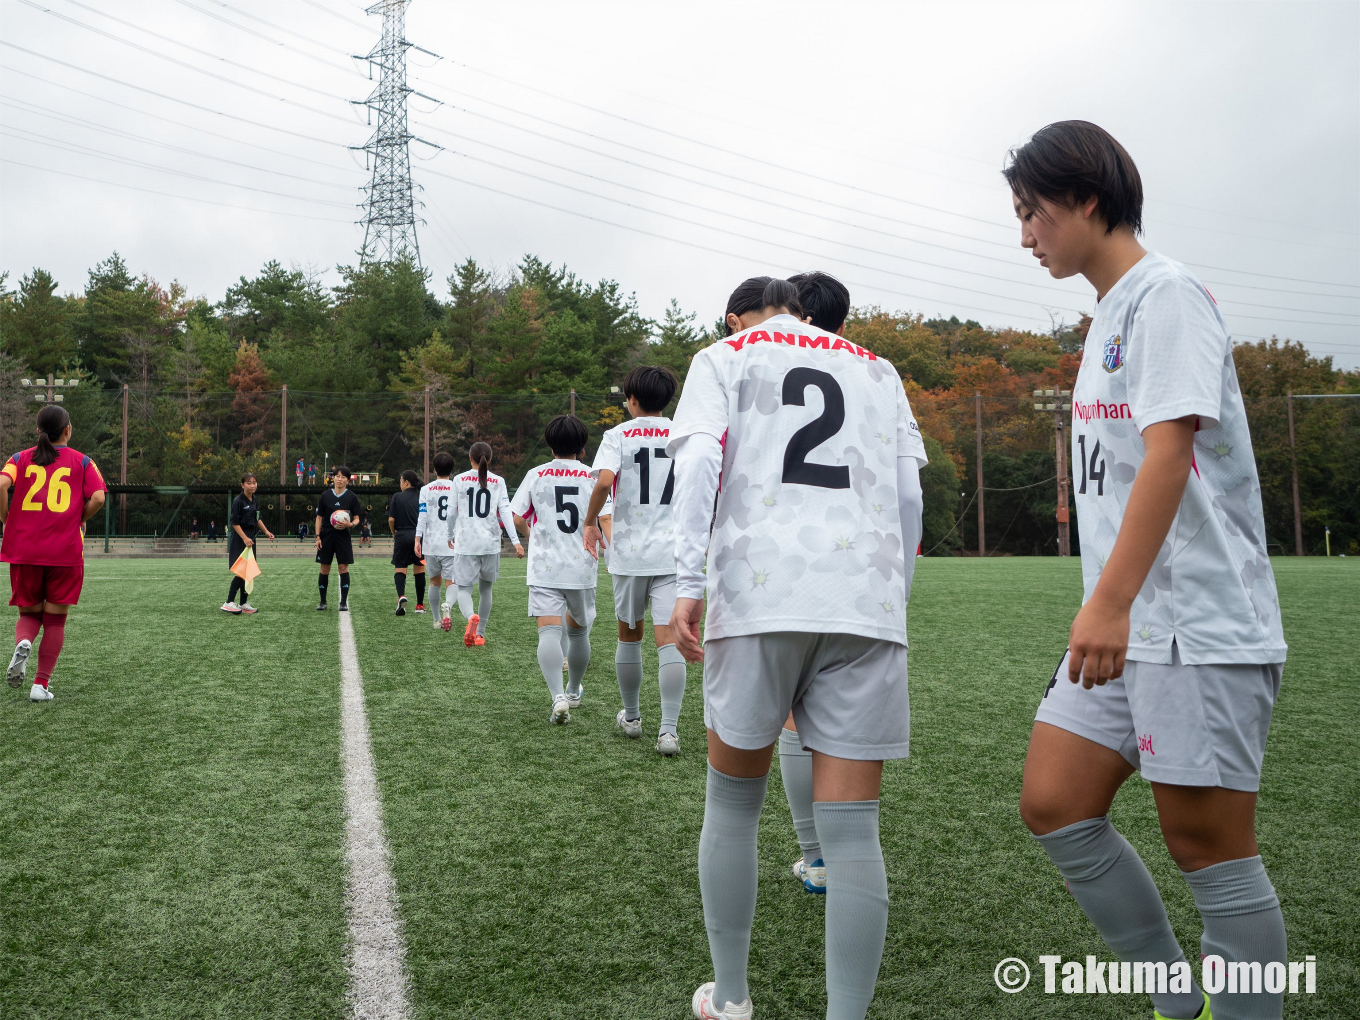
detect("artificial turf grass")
[357,555,1358,1019]
[0,558,350,1019]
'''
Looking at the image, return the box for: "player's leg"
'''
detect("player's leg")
[530,587,571,721]
[413,563,426,612]
[316,536,332,608]
[393,566,407,615]
[615,614,644,737]
[31,599,70,697]
[450,556,479,645]
[778,713,821,892]
[563,589,593,706]
[1022,661,1206,1020]
[7,564,43,688]
[426,574,444,628]
[1136,657,1285,1020]
[650,577,685,755]
[474,555,497,641]
[694,634,803,1018]
[338,564,350,610]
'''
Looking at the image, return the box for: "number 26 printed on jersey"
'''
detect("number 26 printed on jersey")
[19,465,73,513]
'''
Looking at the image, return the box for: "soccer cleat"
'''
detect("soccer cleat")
[339,603,349,612]
[656,731,680,756]
[1154,993,1212,1020]
[316,602,329,611]
[691,982,753,1020]
[441,610,453,632]
[239,604,257,614]
[395,596,407,617]
[550,694,571,724]
[29,683,54,702]
[7,639,32,688]
[792,857,827,894]
[472,634,486,646]
[463,614,480,647]
[616,710,642,739]
[221,602,242,614]
[414,603,426,614]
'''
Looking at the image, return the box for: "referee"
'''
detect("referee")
[223,471,274,614]
[315,466,361,612]
[387,469,425,616]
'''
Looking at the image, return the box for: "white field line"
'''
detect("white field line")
[338,608,411,1020]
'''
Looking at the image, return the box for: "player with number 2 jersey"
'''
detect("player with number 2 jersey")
[446,442,521,646]
[669,277,926,1020]
[510,415,598,724]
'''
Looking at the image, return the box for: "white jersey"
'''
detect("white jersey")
[449,470,516,556]
[510,459,599,590]
[591,415,677,576]
[416,477,457,552]
[1072,252,1285,665]
[668,312,927,646]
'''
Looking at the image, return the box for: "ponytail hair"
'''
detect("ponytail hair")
[33,404,70,467]
[470,441,493,489]
[723,276,803,335]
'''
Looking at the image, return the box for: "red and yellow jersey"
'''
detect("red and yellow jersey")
[1,446,106,566]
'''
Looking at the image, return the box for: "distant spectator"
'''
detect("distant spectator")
[207,520,218,542]
[307,462,317,485]
[297,520,309,542]
[360,513,373,547]
[189,517,200,540]
[295,458,305,486]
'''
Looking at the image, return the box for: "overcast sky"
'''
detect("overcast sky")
[2,0,1357,367]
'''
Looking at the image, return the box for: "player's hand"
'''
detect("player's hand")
[315,537,322,549]
[1067,593,1129,689]
[414,538,422,557]
[671,596,705,663]
[582,523,601,560]
[244,537,254,547]
[513,543,525,559]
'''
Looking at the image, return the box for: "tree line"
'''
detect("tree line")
[1,252,1355,554]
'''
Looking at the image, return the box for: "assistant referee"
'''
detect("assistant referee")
[387,469,425,616]
[315,466,361,612]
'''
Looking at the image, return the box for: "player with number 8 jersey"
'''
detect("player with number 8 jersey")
[510,415,599,724]
[0,405,107,701]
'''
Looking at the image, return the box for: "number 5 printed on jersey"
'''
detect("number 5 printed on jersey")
[554,486,580,534]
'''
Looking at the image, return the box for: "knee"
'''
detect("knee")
[1019,785,1071,836]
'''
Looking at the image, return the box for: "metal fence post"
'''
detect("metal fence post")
[975,391,985,557]
[1287,388,1303,556]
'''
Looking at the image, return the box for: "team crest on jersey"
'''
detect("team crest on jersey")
[1102,334,1123,373]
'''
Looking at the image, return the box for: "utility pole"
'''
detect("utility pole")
[570,388,576,417]
[1287,388,1303,556]
[352,0,441,264]
[975,391,985,557]
[1034,389,1073,556]
[423,386,431,482]
[279,385,288,533]
[120,383,129,535]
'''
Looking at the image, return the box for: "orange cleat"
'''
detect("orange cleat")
[472,634,486,646]
[463,613,480,647]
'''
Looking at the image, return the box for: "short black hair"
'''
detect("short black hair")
[623,365,679,414]
[544,414,588,458]
[788,272,850,332]
[1003,120,1143,235]
[724,276,804,335]
[432,451,456,477]
[332,465,352,479]
[400,469,420,487]
[240,471,257,484]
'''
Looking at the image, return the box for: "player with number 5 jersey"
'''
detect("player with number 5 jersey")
[668,277,927,1020]
[511,415,599,724]
[446,442,522,646]
[0,405,107,701]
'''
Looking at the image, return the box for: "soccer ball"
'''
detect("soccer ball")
[330,509,352,529]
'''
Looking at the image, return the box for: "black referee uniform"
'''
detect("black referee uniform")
[316,487,362,566]
[226,492,259,607]
[388,487,421,568]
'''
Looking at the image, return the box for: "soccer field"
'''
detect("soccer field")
[1,557,1355,1018]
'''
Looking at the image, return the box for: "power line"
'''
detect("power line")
[172,0,368,79]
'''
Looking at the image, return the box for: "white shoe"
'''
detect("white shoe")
[29,682,54,702]
[239,603,257,614]
[433,611,444,630]
[565,684,584,709]
[656,731,680,756]
[7,638,31,687]
[221,602,242,614]
[792,857,827,894]
[615,709,642,739]
[692,982,753,1020]
[550,694,571,724]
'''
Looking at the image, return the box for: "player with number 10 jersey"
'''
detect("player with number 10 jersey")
[445,442,521,646]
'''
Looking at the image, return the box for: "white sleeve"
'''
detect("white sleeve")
[415,486,428,538]
[1127,278,1227,431]
[497,487,517,537]
[667,349,728,453]
[897,456,923,602]
[671,432,723,600]
[510,473,535,520]
[591,428,622,477]
[898,387,929,466]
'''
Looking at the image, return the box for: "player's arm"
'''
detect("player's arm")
[669,433,723,663]
[496,490,524,557]
[512,513,531,540]
[414,495,427,557]
[314,509,323,549]
[582,470,614,560]
[897,457,923,599]
[259,516,275,541]
[1068,417,1196,688]
[0,471,12,523]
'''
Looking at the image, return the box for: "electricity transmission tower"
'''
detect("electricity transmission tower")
[352,0,440,264]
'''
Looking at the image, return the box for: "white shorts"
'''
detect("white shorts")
[424,553,456,581]
[452,553,500,587]
[704,632,910,761]
[611,572,677,627]
[1035,645,1282,792]
[527,585,596,630]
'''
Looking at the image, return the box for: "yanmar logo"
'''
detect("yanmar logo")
[1073,399,1133,424]
[541,468,589,478]
[458,473,497,483]
[622,427,669,438]
[724,329,877,361]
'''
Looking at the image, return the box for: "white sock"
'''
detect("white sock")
[536,626,565,700]
[456,585,474,619]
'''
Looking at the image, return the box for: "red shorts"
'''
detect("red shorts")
[8,563,84,606]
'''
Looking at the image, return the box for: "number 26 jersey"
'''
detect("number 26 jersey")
[668,313,927,646]
[510,460,598,590]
